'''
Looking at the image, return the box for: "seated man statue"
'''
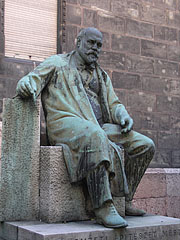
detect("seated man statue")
[16,27,155,228]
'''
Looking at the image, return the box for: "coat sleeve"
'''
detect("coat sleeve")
[105,73,129,124]
[16,55,56,97]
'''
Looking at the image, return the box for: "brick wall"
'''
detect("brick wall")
[63,0,180,168]
[1,0,180,168]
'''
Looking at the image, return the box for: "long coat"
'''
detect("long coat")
[18,51,129,195]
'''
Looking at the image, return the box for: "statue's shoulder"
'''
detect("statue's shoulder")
[46,52,73,68]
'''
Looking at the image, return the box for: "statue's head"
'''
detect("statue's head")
[76,27,103,65]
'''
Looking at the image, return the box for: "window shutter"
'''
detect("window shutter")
[5,0,57,61]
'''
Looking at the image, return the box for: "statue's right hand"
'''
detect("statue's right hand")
[16,78,37,99]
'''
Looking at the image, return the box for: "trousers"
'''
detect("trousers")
[86,123,155,209]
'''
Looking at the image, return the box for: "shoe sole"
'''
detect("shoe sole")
[125,211,146,216]
[96,218,128,229]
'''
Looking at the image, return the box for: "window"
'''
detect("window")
[5,0,57,61]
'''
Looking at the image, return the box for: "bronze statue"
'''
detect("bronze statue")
[16,27,155,228]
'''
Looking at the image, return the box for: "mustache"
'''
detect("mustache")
[86,50,98,57]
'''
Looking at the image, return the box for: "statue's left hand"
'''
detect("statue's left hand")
[120,113,133,133]
[116,107,133,133]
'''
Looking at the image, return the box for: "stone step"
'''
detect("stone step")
[1,215,180,240]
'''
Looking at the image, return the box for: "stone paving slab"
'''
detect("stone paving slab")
[1,215,180,240]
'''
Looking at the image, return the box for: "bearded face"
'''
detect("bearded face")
[77,29,103,66]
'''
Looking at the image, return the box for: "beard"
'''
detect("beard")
[85,50,99,65]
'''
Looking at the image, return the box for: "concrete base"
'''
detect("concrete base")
[1,215,180,240]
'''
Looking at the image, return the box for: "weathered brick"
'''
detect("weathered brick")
[158,131,180,150]
[98,13,124,33]
[5,79,18,98]
[62,25,77,53]
[0,32,4,55]
[167,196,180,218]
[157,95,180,114]
[126,19,153,39]
[83,9,98,27]
[66,4,81,25]
[126,55,154,74]
[155,0,177,10]
[167,11,180,28]
[99,51,126,70]
[154,59,179,78]
[133,197,167,216]
[166,169,180,197]
[101,32,110,50]
[0,0,4,10]
[146,198,167,216]
[141,5,166,24]
[112,72,141,90]
[112,34,140,54]
[142,75,166,93]
[140,112,159,131]
[143,0,153,3]
[0,77,7,98]
[114,89,127,106]
[127,91,156,112]
[66,0,77,4]
[170,116,180,132]
[154,26,178,43]
[0,10,3,33]
[150,149,171,168]
[111,0,140,19]
[172,150,180,167]
[134,170,167,199]
[0,58,35,78]
[141,40,167,59]
[159,113,171,131]
[80,0,111,11]
[142,76,180,96]
[0,99,3,121]
[140,112,170,132]
[167,45,180,62]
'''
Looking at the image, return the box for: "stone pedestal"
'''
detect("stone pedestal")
[40,146,125,223]
[1,215,180,240]
[0,98,40,221]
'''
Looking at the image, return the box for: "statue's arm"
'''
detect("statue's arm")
[105,74,133,133]
[16,56,56,100]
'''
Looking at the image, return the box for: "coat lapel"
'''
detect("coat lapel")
[96,67,112,123]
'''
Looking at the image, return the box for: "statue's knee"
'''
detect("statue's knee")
[146,138,155,153]
[88,126,106,140]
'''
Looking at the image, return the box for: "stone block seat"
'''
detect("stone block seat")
[0,98,124,223]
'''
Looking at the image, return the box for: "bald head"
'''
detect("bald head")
[77,27,103,41]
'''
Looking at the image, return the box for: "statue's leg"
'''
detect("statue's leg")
[86,163,128,228]
[102,124,155,215]
[86,163,112,209]
[123,131,155,215]
[122,131,155,201]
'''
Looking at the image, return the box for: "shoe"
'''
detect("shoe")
[95,202,128,228]
[125,201,146,216]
